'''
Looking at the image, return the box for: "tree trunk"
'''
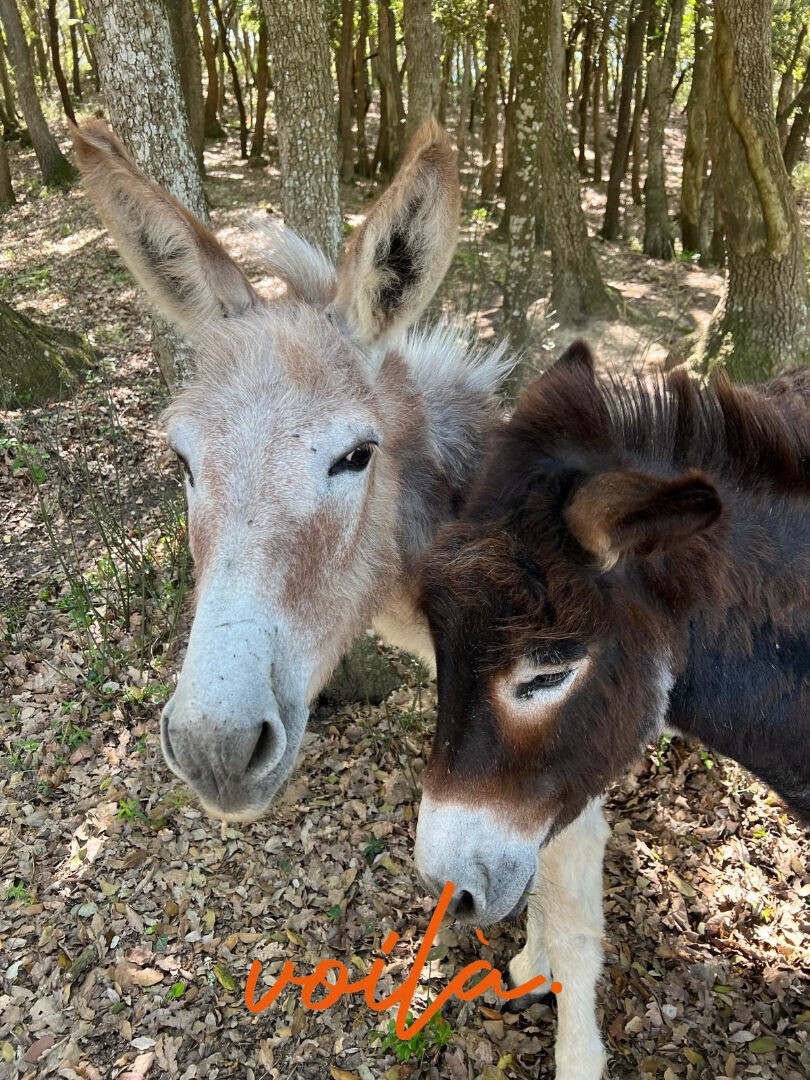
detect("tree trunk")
[21,0,49,90]
[211,0,248,157]
[248,15,268,165]
[457,37,471,152]
[577,18,593,174]
[700,0,810,379]
[336,0,355,182]
[0,300,95,406]
[353,0,371,176]
[775,27,806,147]
[165,0,206,170]
[0,0,74,185]
[437,37,451,126]
[0,31,20,127]
[46,0,75,121]
[68,0,80,97]
[0,130,13,205]
[374,0,404,176]
[198,0,225,138]
[629,64,645,204]
[261,0,341,261]
[680,2,711,253]
[504,0,614,352]
[403,0,437,138]
[601,0,652,239]
[479,0,500,204]
[84,0,207,388]
[643,0,686,259]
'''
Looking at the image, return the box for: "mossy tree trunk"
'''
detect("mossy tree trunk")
[700,0,810,380]
[680,0,712,254]
[0,300,95,406]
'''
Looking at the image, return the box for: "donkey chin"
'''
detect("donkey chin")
[414,796,548,926]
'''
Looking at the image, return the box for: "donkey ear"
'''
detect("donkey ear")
[332,117,460,346]
[564,469,721,570]
[552,339,596,378]
[71,121,260,339]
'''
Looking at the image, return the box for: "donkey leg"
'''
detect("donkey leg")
[507,799,610,1080]
[506,865,552,1007]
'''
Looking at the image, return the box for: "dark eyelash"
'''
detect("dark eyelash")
[516,670,572,699]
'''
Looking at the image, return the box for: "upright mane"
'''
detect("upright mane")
[509,351,809,493]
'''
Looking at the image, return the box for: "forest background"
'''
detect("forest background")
[0,1,808,1079]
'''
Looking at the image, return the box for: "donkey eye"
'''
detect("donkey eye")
[329,442,376,476]
[516,669,573,700]
[175,452,194,488]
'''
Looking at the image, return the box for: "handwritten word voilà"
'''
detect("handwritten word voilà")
[245,880,562,1039]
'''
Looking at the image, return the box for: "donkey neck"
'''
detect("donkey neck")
[667,471,809,820]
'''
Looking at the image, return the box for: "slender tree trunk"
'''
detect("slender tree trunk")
[374,0,403,176]
[0,131,13,206]
[353,0,371,176]
[0,31,20,127]
[248,16,268,165]
[701,0,810,378]
[577,18,593,174]
[457,38,472,151]
[336,0,355,182]
[629,66,645,204]
[775,27,806,147]
[67,0,80,96]
[642,0,686,259]
[198,0,225,138]
[165,0,205,170]
[437,37,451,126]
[479,1,500,204]
[680,2,711,253]
[0,300,95,406]
[403,0,437,137]
[0,0,74,185]
[46,0,74,121]
[211,0,247,157]
[601,0,652,238]
[261,0,341,261]
[21,0,49,90]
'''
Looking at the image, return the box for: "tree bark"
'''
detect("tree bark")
[577,18,593,174]
[0,130,13,205]
[336,0,355,182]
[403,0,437,138]
[198,0,225,138]
[643,0,686,259]
[165,0,205,170]
[701,0,810,379]
[0,30,20,128]
[680,1,711,253]
[353,0,371,176]
[0,0,74,185]
[248,15,268,165]
[211,0,248,157]
[601,0,653,239]
[0,300,95,406]
[46,0,75,122]
[374,0,404,176]
[261,0,341,261]
[457,37,471,152]
[479,0,500,204]
[68,0,80,97]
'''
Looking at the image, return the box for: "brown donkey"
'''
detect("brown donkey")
[72,119,508,820]
[416,343,809,1079]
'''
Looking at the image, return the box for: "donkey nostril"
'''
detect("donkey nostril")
[450,889,477,919]
[247,721,275,774]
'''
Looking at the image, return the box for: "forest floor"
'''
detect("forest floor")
[1,112,809,1080]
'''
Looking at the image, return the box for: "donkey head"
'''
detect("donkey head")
[73,119,461,821]
[415,344,722,923]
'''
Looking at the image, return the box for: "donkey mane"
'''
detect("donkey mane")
[509,346,809,494]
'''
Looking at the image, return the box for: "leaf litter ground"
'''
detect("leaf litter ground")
[1,119,808,1080]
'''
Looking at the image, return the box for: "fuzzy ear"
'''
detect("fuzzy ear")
[565,469,722,570]
[71,120,260,339]
[332,117,460,346]
[552,339,596,378]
